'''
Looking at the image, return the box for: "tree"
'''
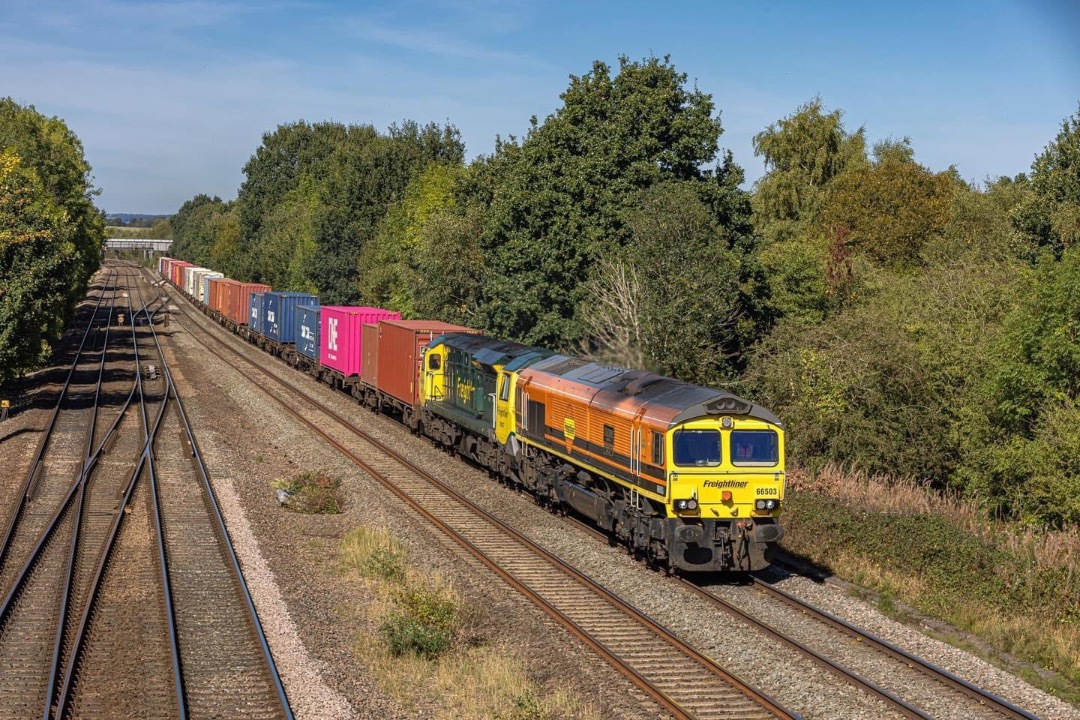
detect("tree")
[583,180,765,385]
[751,97,866,226]
[0,99,103,382]
[0,98,103,291]
[751,99,868,325]
[0,149,79,382]
[480,55,729,350]
[819,153,956,267]
[1012,105,1080,256]
[358,163,458,315]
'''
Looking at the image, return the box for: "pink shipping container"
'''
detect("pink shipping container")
[223,282,270,325]
[320,306,400,378]
[375,319,479,406]
[158,257,172,276]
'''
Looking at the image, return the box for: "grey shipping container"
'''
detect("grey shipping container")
[264,291,319,344]
[296,304,320,360]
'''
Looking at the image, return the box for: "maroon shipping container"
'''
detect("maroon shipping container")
[376,319,479,406]
[223,282,270,325]
[361,323,379,386]
[320,306,400,377]
[158,256,172,277]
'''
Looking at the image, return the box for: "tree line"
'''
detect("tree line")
[167,56,1080,528]
[0,98,104,384]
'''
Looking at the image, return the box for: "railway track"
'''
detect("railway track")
[0,269,129,718]
[0,263,292,719]
[553,485,1041,719]
[157,269,800,720]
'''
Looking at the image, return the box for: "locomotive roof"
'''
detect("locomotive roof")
[435,333,553,371]
[525,354,782,427]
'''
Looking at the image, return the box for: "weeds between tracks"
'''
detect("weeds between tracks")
[339,526,597,720]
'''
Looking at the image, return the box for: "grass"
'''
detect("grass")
[273,469,343,514]
[782,462,1080,706]
[340,526,597,719]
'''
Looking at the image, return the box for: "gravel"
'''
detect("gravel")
[161,284,1078,720]
[163,300,658,719]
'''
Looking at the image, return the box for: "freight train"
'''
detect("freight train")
[158,258,787,573]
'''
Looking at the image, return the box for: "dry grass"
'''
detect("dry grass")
[340,526,598,719]
[790,461,1080,579]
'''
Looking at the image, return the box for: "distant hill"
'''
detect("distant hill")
[105,213,171,227]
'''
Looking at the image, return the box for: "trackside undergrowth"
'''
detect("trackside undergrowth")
[339,526,598,719]
[781,463,1080,706]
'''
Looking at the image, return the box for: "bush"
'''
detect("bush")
[380,583,460,659]
[273,470,343,514]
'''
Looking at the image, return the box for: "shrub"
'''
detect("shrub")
[273,470,343,514]
[380,583,460,659]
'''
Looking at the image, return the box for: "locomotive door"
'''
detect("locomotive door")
[630,408,647,492]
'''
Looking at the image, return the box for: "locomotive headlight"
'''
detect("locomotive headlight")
[686,498,698,510]
[675,498,698,512]
[755,499,780,511]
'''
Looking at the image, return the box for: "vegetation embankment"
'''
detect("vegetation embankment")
[782,464,1080,703]
[0,98,104,384]
[339,526,594,719]
[162,53,1080,691]
[104,219,172,239]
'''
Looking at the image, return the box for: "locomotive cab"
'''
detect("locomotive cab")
[664,415,786,571]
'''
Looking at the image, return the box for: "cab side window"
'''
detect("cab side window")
[499,374,510,401]
[428,354,441,371]
[651,431,664,465]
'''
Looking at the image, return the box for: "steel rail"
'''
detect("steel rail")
[43,273,123,719]
[0,269,117,577]
[159,272,796,720]
[133,264,293,719]
[53,264,186,719]
[749,577,1041,720]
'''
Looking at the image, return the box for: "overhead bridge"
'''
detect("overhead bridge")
[105,238,172,257]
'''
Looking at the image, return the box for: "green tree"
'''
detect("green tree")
[358,163,458,315]
[0,98,103,292]
[819,153,956,267]
[0,149,80,382]
[1012,105,1080,256]
[481,55,729,349]
[751,97,866,226]
[751,99,868,325]
[584,179,765,385]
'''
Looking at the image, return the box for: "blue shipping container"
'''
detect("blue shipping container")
[296,304,321,360]
[249,292,267,337]
[264,292,319,344]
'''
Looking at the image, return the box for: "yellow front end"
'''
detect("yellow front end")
[665,417,785,520]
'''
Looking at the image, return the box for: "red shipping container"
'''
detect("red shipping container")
[320,306,400,377]
[224,282,270,325]
[171,261,191,286]
[361,324,380,386]
[376,319,479,406]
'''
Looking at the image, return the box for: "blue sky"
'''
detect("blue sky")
[1,0,1077,214]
